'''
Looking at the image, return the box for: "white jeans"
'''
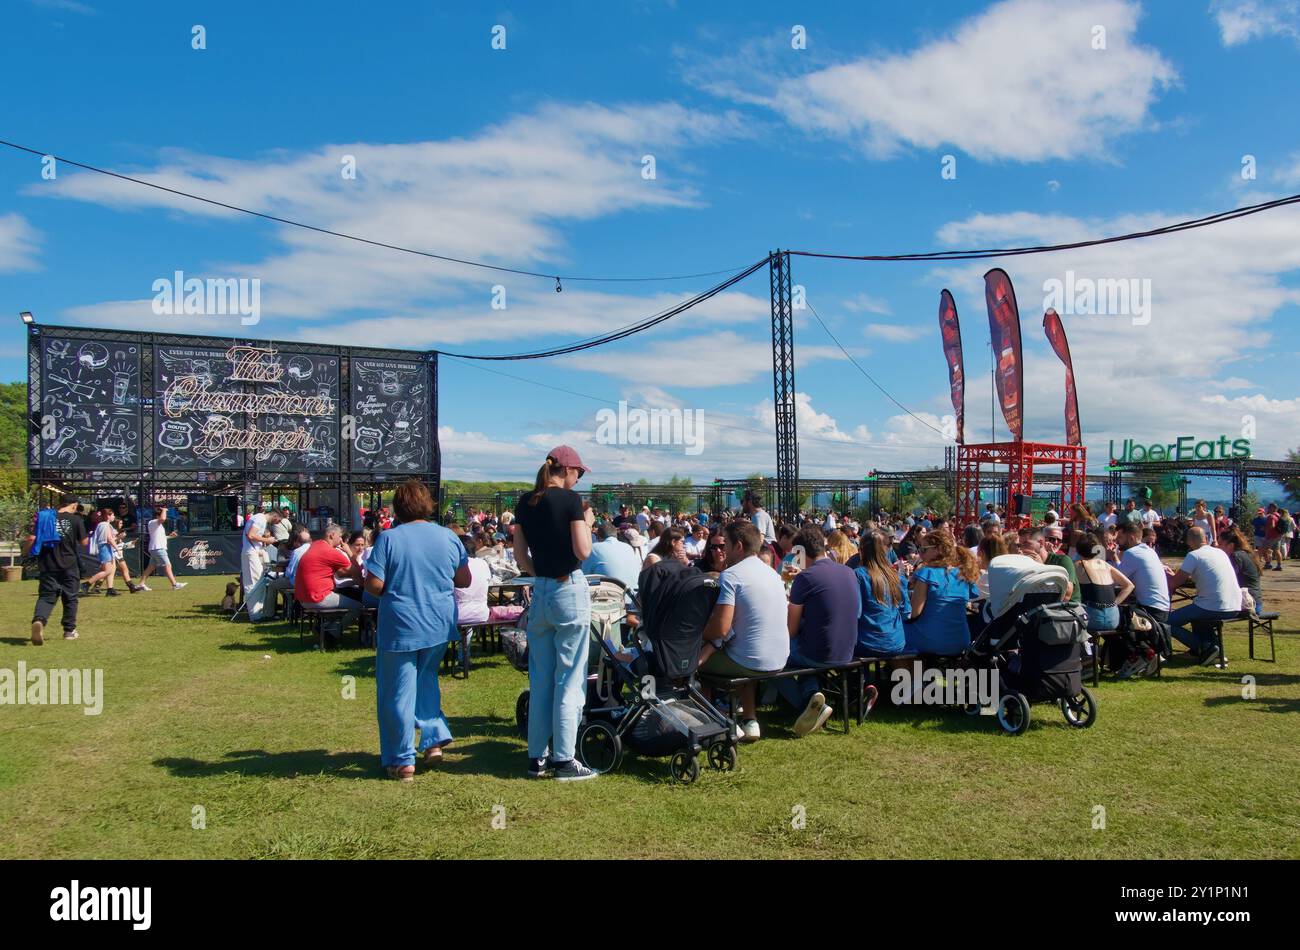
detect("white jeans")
[241,548,265,593]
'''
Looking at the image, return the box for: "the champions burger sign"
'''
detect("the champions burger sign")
[162,345,333,461]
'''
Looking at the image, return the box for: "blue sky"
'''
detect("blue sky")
[3,0,1299,499]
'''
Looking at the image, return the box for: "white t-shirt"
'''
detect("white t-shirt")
[1118,543,1170,612]
[636,512,650,533]
[241,513,268,554]
[822,513,837,532]
[454,557,491,625]
[1179,546,1242,613]
[715,555,789,671]
[147,518,168,553]
[1100,512,1118,528]
[91,521,113,556]
[1141,508,1162,527]
[751,508,776,543]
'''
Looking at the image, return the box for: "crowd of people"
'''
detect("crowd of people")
[22,461,1295,783]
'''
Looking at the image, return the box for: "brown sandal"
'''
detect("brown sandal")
[386,765,415,783]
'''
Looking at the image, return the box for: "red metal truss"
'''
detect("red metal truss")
[955,440,1087,529]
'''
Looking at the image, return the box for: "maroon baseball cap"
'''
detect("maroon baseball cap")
[547,444,590,474]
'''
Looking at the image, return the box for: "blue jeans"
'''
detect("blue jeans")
[775,639,836,710]
[526,571,591,762]
[1084,604,1120,633]
[1168,603,1240,653]
[376,641,451,768]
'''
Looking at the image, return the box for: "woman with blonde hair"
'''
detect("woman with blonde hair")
[826,529,856,565]
[905,529,980,655]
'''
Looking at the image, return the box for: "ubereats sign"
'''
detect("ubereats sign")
[1109,435,1252,464]
[160,345,335,464]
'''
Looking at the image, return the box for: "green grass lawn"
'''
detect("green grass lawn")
[2,573,1298,859]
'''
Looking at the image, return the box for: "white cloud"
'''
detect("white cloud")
[927,198,1300,458]
[0,213,40,273]
[563,330,846,388]
[1211,0,1300,46]
[38,102,751,333]
[843,292,893,315]
[865,322,927,343]
[691,0,1176,162]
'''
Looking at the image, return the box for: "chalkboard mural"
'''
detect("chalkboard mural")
[155,345,245,470]
[258,352,339,474]
[40,336,141,470]
[350,358,428,473]
[157,343,337,473]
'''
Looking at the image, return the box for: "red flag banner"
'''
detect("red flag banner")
[1043,308,1081,446]
[983,268,1024,440]
[937,289,965,444]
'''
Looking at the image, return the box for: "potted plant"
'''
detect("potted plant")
[0,488,39,581]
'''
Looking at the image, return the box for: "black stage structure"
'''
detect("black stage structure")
[1106,457,1300,515]
[27,322,440,575]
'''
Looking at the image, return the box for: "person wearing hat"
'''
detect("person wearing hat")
[513,445,598,781]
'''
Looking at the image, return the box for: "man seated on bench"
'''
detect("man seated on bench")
[698,520,789,743]
[1165,526,1242,667]
[777,527,860,737]
[294,524,364,633]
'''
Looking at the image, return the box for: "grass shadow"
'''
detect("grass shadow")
[0,636,36,647]
[154,748,377,780]
[1203,695,1300,714]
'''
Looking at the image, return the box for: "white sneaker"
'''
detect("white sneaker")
[740,719,761,742]
[136,584,152,592]
[171,582,187,590]
[794,691,834,736]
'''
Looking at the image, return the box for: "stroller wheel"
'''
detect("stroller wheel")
[707,742,738,772]
[669,751,700,785]
[577,720,622,775]
[515,690,530,739]
[1060,688,1097,729]
[996,692,1031,735]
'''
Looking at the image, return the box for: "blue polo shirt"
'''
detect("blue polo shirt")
[366,520,467,652]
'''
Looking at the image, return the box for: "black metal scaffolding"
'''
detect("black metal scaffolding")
[768,250,799,522]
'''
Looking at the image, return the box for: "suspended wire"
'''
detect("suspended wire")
[439,256,771,360]
[789,190,1300,262]
[440,354,948,450]
[0,138,753,284]
[803,299,947,438]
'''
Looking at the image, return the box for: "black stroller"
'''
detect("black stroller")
[509,565,737,783]
[965,555,1098,735]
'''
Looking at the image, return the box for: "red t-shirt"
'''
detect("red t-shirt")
[294,540,351,604]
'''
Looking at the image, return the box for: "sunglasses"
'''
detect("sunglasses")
[708,544,726,551]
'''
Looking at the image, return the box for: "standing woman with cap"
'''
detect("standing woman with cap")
[514,445,598,781]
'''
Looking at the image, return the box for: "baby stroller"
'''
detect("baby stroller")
[510,566,737,784]
[583,561,736,783]
[966,555,1097,735]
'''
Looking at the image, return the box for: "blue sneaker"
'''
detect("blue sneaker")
[527,756,552,779]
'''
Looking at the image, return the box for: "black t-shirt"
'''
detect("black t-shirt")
[515,487,584,579]
[37,511,87,575]
[1232,549,1261,599]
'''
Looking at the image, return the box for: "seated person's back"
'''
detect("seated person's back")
[790,551,859,665]
[906,532,979,655]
